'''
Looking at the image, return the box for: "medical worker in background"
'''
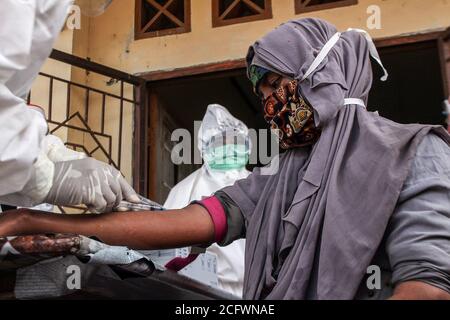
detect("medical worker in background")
[444,98,450,134]
[0,0,138,212]
[164,104,251,297]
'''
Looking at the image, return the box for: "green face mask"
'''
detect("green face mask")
[204,144,249,171]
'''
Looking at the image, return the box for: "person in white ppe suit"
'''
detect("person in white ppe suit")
[1,104,89,213]
[444,98,450,134]
[164,104,251,298]
[0,0,138,213]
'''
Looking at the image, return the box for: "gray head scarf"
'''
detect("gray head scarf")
[222,18,450,300]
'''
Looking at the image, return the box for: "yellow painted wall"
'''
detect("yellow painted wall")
[77,0,450,75]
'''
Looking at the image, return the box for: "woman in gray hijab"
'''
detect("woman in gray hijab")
[1,18,449,300]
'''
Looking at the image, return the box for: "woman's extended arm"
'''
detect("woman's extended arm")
[0,205,215,250]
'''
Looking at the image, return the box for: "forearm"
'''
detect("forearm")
[390,281,450,300]
[13,205,215,250]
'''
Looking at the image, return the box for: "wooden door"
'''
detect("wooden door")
[147,92,199,204]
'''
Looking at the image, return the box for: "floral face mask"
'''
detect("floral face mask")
[263,80,321,149]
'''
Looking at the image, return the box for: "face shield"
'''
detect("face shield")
[443,99,450,116]
[198,105,251,171]
[75,0,113,17]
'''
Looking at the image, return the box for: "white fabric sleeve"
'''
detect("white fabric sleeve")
[0,0,36,84]
[0,82,46,196]
[0,150,55,207]
[0,0,71,197]
[4,0,73,99]
[0,1,38,195]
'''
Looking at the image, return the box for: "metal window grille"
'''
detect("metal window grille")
[295,0,358,14]
[212,0,272,27]
[135,0,191,39]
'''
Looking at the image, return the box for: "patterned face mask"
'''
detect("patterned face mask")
[263,80,321,149]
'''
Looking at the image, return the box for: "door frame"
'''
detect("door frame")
[141,31,446,82]
[438,28,450,97]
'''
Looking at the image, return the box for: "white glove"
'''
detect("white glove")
[43,158,140,213]
[41,135,87,162]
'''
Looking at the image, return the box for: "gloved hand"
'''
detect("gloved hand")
[41,134,87,162]
[43,158,140,213]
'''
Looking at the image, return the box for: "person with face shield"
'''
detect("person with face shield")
[164,104,250,297]
[0,0,138,213]
[2,18,450,300]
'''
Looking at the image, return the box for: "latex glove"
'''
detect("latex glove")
[41,135,87,162]
[44,158,140,213]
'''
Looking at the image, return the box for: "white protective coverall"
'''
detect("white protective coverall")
[164,104,250,298]
[0,0,137,212]
[0,0,72,201]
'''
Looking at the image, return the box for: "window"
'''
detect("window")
[295,0,358,14]
[212,0,272,28]
[135,0,191,39]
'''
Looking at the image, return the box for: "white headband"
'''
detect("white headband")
[302,28,389,82]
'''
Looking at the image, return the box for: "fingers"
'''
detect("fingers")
[97,167,124,213]
[87,198,107,213]
[96,167,136,212]
[102,187,117,213]
[88,196,108,214]
[114,206,130,212]
[108,171,123,209]
[118,176,140,203]
[83,188,108,213]
[111,177,140,212]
